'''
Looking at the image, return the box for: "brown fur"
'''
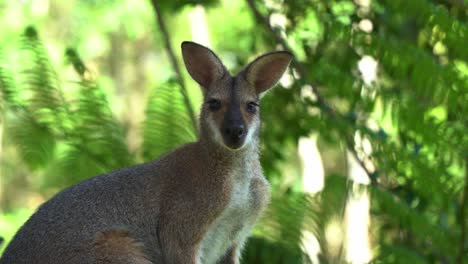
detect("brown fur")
[0,42,292,264]
[94,229,152,264]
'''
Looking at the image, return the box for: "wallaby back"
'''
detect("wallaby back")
[0,42,292,264]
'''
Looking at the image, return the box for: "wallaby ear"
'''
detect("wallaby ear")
[244,51,293,94]
[181,41,226,89]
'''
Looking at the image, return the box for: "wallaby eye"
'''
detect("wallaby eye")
[246,102,259,114]
[207,99,221,112]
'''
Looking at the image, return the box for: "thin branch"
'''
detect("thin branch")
[245,0,375,184]
[457,156,468,264]
[149,0,198,133]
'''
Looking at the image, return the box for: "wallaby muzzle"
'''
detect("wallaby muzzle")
[222,103,246,149]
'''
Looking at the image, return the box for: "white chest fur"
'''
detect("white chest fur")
[198,169,257,264]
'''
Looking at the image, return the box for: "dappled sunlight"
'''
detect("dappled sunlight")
[299,135,324,194]
[325,218,344,258]
[299,134,324,262]
[189,5,211,47]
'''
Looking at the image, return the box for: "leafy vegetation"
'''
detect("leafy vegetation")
[0,0,467,263]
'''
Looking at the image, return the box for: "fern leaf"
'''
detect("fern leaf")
[142,80,196,160]
[67,79,133,171]
[57,48,134,176]
[7,113,56,170]
[3,26,65,169]
[18,26,66,132]
[0,48,20,109]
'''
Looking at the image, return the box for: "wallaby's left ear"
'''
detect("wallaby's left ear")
[244,51,293,94]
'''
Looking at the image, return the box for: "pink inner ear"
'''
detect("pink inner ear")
[254,78,268,90]
[199,71,212,87]
[250,55,291,93]
[182,42,225,89]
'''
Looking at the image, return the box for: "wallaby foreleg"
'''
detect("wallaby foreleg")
[217,245,241,264]
[93,228,153,264]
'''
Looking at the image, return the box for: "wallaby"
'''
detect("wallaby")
[0,42,292,264]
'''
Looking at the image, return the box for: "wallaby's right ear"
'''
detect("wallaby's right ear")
[181,41,226,90]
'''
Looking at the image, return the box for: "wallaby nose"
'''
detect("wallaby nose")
[222,104,247,149]
[224,124,245,139]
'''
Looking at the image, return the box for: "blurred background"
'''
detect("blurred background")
[0,0,467,263]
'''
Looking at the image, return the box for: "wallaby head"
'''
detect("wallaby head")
[181,41,292,150]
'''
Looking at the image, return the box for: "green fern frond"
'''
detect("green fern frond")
[67,79,133,170]
[257,192,319,249]
[2,27,65,170]
[7,113,56,170]
[44,144,107,187]
[142,80,196,160]
[60,48,134,173]
[252,175,350,263]
[0,48,20,110]
[252,192,316,263]
[18,26,66,132]
[64,48,88,77]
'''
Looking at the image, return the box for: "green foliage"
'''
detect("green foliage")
[68,78,132,169]
[373,244,428,264]
[0,209,32,253]
[245,0,467,262]
[0,27,196,186]
[0,50,17,110]
[1,0,467,262]
[142,80,197,160]
[159,0,220,12]
[243,236,308,264]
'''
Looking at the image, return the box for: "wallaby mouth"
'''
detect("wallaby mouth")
[223,137,246,150]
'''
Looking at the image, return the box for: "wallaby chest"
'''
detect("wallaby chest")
[198,166,269,264]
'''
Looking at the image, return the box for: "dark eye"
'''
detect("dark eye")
[246,102,259,114]
[207,99,221,112]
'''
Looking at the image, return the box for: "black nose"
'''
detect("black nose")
[224,124,245,139]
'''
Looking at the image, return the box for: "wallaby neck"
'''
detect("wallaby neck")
[197,135,260,169]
